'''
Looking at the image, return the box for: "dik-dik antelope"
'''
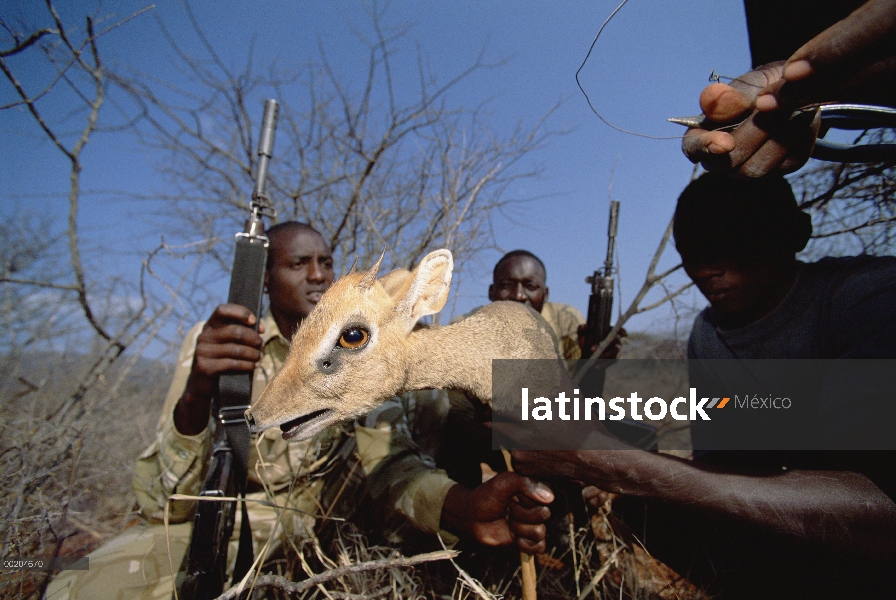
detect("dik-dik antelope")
[245,249,564,441]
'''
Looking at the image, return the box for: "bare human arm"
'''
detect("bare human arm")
[173,303,264,435]
[511,448,896,561]
[682,0,896,177]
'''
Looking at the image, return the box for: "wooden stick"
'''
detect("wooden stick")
[501,448,537,600]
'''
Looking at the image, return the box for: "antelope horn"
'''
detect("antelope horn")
[358,248,387,290]
[346,257,359,276]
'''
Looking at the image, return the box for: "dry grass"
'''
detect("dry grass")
[0,352,169,599]
[0,335,706,600]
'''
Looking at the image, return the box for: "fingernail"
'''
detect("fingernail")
[783,59,813,81]
[755,94,778,111]
[535,482,553,501]
[707,142,728,155]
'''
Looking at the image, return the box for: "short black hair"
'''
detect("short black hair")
[673,173,812,261]
[265,221,325,270]
[493,250,547,282]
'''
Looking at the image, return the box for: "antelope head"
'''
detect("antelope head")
[246,249,453,441]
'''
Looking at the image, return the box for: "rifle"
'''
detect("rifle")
[578,201,657,450]
[576,200,619,425]
[176,99,279,600]
[581,200,619,362]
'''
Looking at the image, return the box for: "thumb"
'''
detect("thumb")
[517,477,554,506]
[699,83,754,122]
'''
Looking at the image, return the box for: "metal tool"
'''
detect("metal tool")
[669,103,896,163]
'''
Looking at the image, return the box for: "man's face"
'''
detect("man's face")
[265,228,335,328]
[681,253,792,327]
[488,256,548,313]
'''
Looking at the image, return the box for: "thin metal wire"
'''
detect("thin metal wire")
[576,0,686,140]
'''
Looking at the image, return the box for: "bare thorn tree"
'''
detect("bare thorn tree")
[111,2,559,325]
[790,129,896,258]
[0,5,190,596]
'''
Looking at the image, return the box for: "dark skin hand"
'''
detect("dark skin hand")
[511,448,896,562]
[440,472,554,555]
[578,325,626,360]
[683,0,896,177]
[173,304,264,435]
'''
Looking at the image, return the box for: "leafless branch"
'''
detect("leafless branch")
[0,277,80,292]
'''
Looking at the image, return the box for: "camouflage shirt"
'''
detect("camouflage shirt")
[540,301,586,361]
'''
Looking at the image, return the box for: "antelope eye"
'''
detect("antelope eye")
[337,327,369,349]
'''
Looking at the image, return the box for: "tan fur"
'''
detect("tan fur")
[246,249,562,441]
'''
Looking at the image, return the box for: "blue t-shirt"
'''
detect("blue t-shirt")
[687,256,896,499]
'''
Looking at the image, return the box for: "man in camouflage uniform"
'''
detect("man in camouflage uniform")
[46,224,551,599]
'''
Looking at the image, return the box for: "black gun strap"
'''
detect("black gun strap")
[216,375,255,585]
[217,234,269,583]
[218,372,254,482]
[233,498,254,582]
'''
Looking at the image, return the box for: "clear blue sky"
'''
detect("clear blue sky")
[2,0,752,344]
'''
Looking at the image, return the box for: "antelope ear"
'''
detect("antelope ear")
[395,249,453,325]
[378,268,413,299]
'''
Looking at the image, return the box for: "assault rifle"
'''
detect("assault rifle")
[176,100,279,600]
[578,201,657,450]
[581,200,619,363]
[575,200,619,438]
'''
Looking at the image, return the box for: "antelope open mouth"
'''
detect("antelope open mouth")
[280,409,333,441]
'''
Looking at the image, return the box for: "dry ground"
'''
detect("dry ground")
[0,334,706,599]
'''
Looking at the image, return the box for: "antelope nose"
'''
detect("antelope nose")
[245,409,256,432]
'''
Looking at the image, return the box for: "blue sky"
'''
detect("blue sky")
[3,0,753,346]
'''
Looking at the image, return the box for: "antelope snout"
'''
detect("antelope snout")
[244,408,259,433]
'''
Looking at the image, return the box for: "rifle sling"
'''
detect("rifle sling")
[218,233,269,583]
[220,233,267,474]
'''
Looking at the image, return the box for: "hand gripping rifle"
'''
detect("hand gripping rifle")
[176,100,279,600]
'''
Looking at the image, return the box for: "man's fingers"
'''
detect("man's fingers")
[199,322,264,348]
[682,129,736,168]
[520,478,554,505]
[486,472,553,506]
[782,59,814,82]
[194,355,259,375]
[197,341,263,362]
[787,0,896,73]
[699,83,753,122]
[509,522,547,555]
[514,535,546,556]
[509,499,551,525]
[207,303,257,327]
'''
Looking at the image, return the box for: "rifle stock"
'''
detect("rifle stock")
[175,100,279,600]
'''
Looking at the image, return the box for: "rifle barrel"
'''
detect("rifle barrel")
[603,200,620,276]
[253,99,279,200]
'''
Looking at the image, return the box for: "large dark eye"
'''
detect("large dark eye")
[337,327,369,349]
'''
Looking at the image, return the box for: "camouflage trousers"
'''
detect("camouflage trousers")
[44,487,321,600]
